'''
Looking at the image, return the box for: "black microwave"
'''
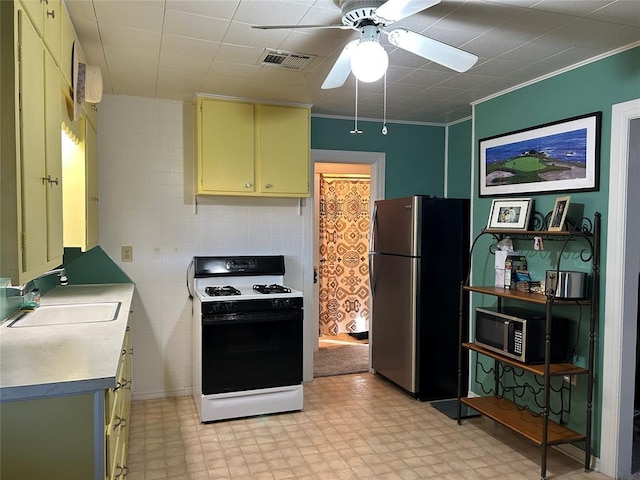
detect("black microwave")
[474,306,570,364]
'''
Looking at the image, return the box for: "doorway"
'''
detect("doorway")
[600,100,640,478]
[302,150,385,382]
[315,166,370,377]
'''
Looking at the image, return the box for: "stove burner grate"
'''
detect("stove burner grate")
[253,284,292,294]
[205,285,241,297]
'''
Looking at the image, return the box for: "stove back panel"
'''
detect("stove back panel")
[194,255,285,277]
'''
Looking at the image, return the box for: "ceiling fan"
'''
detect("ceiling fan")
[252,0,479,89]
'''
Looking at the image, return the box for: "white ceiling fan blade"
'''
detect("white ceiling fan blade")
[374,0,441,24]
[321,40,358,89]
[386,28,478,72]
[252,24,352,30]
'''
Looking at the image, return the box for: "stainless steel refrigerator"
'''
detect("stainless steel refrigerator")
[369,195,470,401]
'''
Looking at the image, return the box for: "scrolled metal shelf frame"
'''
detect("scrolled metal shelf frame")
[458,212,600,480]
[472,358,573,422]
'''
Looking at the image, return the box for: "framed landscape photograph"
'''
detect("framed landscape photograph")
[487,198,533,230]
[478,112,601,197]
[549,195,571,231]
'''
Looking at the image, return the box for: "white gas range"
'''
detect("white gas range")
[191,255,304,422]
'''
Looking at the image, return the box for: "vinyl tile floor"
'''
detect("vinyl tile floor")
[127,373,610,480]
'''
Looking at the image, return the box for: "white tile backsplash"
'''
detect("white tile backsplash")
[98,94,305,399]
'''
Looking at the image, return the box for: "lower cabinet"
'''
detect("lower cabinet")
[106,325,133,480]
[0,327,133,480]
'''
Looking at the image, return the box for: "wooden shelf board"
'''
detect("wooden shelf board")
[463,342,589,376]
[483,229,591,237]
[460,396,585,446]
[463,285,591,305]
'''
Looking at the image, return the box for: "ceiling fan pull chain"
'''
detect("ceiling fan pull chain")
[382,71,388,135]
[350,78,363,134]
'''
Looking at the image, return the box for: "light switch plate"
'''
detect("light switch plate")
[122,246,133,262]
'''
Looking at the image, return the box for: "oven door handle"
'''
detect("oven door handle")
[202,311,302,325]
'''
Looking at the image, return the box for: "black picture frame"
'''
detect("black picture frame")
[478,112,602,197]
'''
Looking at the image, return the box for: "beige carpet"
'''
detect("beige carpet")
[313,341,369,378]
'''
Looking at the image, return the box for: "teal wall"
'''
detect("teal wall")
[311,116,445,198]
[0,247,130,322]
[447,118,472,198]
[471,46,640,455]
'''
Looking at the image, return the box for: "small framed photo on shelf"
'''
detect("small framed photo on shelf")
[549,195,571,231]
[487,198,533,230]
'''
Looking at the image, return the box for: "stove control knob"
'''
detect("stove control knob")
[225,303,237,312]
[274,298,290,309]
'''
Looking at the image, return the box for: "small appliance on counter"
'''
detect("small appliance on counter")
[190,255,303,422]
[545,270,589,299]
[474,306,571,364]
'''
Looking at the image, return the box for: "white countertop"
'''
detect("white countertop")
[0,283,135,402]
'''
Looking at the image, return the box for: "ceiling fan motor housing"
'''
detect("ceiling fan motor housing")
[336,0,386,26]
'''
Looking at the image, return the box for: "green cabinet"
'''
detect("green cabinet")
[196,97,310,197]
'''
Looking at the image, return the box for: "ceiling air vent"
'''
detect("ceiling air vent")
[259,50,316,71]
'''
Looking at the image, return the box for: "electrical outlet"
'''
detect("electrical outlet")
[122,246,133,262]
[563,375,577,386]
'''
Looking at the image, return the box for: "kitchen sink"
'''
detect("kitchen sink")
[8,302,121,327]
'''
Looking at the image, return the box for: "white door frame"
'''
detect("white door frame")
[599,98,640,478]
[302,149,385,382]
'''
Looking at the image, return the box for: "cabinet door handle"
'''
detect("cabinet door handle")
[244,183,252,188]
[47,9,55,18]
[264,184,272,189]
[42,175,59,186]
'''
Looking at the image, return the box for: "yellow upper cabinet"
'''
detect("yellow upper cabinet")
[1,2,67,285]
[256,104,310,196]
[19,0,61,67]
[197,98,255,195]
[59,0,75,88]
[15,7,64,281]
[62,110,99,252]
[196,97,310,197]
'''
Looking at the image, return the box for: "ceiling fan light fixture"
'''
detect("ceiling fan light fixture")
[350,39,389,83]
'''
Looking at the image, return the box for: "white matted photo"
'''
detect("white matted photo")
[549,195,571,231]
[487,198,533,230]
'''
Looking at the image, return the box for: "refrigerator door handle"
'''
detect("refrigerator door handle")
[369,205,379,296]
[369,203,378,253]
[369,253,377,297]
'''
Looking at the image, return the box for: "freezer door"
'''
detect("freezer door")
[372,196,421,256]
[370,253,418,393]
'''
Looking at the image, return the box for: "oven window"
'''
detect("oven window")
[201,312,303,394]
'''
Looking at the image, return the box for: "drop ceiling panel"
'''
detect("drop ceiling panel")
[161,34,221,59]
[66,0,640,123]
[233,1,313,26]
[159,53,212,74]
[224,22,289,48]
[165,0,241,20]
[93,1,165,31]
[163,10,231,42]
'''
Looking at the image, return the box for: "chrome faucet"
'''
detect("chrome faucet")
[39,268,69,286]
[5,268,68,297]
